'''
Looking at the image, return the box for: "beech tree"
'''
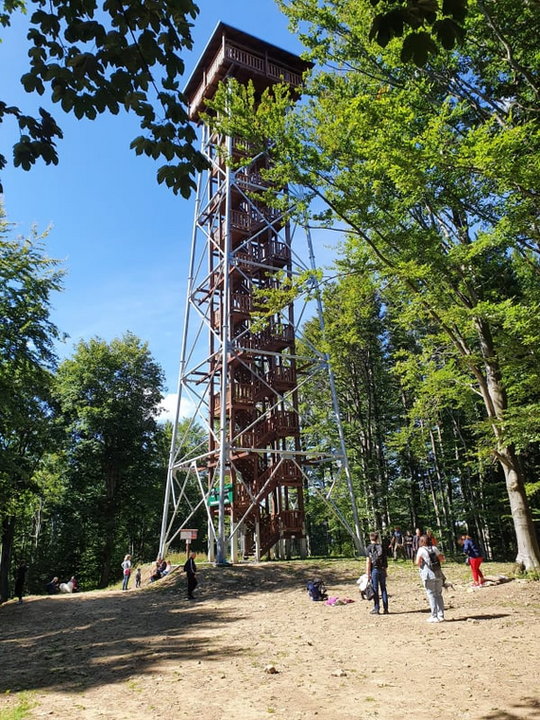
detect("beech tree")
[54,333,165,587]
[208,0,540,568]
[1,0,207,196]
[0,211,63,601]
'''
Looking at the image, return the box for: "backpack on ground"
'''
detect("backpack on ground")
[306,578,327,601]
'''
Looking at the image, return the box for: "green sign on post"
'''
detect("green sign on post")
[208,483,234,507]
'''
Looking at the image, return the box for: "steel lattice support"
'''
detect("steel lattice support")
[159,23,364,562]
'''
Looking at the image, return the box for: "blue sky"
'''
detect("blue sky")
[1,1,334,417]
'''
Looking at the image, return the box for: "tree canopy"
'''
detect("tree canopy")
[54,333,165,586]
[0,210,63,601]
[207,0,540,568]
[1,0,207,196]
[279,0,469,66]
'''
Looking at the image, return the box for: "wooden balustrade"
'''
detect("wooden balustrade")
[213,294,253,328]
[262,240,290,267]
[280,509,303,533]
[271,410,299,437]
[267,61,302,86]
[225,44,265,73]
[235,169,271,190]
[189,42,303,119]
[255,323,294,351]
[268,366,296,386]
[214,382,255,414]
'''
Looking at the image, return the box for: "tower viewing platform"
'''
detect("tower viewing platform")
[184,22,311,122]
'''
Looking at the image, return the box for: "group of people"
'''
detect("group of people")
[121,552,196,598]
[11,549,197,602]
[46,576,79,594]
[120,554,176,590]
[12,561,79,602]
[388,527,439,561]
[149,557,173,584]
[365,531,485,622]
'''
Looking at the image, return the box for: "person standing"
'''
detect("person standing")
[411,528,422,563]
[14,561,28,604]
[459,535,485,586]
[121,554,132,591]
[135,567,142,588]
[390,526,405,560]
[183,551,198,600]
[416,535,445,623]
[365,532,389,615]
[404,530,414,560]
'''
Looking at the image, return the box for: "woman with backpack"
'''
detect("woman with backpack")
[416,535,445,623]
[459,535,485,587]
[365,531,389,615]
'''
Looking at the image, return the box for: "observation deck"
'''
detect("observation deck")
[184,22,312,122]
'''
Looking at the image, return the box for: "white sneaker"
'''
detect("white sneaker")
[437,616,445,622]
[427,616,440,623]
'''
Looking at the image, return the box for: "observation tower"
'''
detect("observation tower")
[159,23,362,563]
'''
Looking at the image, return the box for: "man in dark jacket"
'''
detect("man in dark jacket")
[183,551,198,599]
[365,532,389,615]
[14,561,28,604]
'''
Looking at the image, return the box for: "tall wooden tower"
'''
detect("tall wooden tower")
[159,23,363,563]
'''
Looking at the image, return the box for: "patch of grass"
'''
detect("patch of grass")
[521,569,540,581]
[0,693,36,720]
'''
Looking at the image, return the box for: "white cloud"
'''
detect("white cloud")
[158,392,198,424]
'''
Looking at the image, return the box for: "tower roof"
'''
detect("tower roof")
[184,22,312,122]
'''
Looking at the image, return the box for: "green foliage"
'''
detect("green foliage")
[53,332,166,587]
[0,208,64,600]
[211,0,540,564]
[279,0,467,67]
[1,0,207,196]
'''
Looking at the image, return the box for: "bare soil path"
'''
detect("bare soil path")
[1,559,539,720]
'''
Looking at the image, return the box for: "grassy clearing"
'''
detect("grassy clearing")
[0,694,35,720]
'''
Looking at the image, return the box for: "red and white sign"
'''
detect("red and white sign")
[180,529,198,540]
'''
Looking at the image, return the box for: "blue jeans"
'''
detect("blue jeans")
[122,573,130,590]
[371,568,388,612]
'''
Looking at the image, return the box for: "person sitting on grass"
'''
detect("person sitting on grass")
[46,577,60,594]
[149,562,162,583]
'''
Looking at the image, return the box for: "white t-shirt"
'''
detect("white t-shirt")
[416,545,441,565]
[416,546,442,581]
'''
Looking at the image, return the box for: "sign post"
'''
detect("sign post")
[180,529,198,558]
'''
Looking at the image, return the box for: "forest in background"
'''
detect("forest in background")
[2,0,540,601]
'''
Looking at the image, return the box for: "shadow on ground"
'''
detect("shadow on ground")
[481,697,540,719]
[0,559,355,695]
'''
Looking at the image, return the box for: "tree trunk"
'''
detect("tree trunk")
[499,446,540,570]
[476,320,540,568]
[0,516,16,603]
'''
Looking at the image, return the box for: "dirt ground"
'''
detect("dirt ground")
[1,559,539,720]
